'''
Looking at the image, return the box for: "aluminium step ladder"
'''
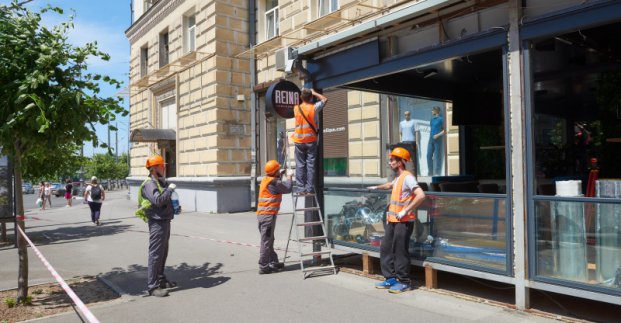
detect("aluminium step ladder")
[283,192,337,279]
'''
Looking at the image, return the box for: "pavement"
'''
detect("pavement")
[0,190,556,323]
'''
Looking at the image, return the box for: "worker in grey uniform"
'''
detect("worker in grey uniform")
[139,155,177,297]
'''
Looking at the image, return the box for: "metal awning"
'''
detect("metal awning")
[130,129,176,142]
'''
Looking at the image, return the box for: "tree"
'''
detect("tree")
[85,153,130,181]
[0,2,126,301]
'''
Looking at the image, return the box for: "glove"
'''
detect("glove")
[286,169,294,177]
[397,210,407,219]
[368,186,378,190]
[168,183,176,190]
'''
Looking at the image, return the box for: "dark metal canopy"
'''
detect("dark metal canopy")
[130,128,176,142]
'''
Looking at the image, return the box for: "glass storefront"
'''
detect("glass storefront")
[529,20,621,295]
[325,189,509,273]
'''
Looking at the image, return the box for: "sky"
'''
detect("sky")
[1,0,132,157]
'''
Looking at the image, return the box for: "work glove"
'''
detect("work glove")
[368,186,378,190]
[286,169,294,177]
[168,183,176,190]
[397,210,407,220]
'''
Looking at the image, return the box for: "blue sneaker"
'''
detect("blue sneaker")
[375,278,397,289]
[388,282,412,294]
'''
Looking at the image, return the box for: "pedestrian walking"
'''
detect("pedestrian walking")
[368,147,426,294]
[257,160,293,274]
[44,182,52,208]
[137,155,177,297]
[291,88,327,194]
[65,178,73,207]
[84,176,105,226]
[38,181,46,210]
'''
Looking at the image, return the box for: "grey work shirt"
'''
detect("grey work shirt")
[267,177,293,195]
[141,176,174,221]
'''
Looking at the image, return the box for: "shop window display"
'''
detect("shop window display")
[325,190,508,271]
[531,21,621,293]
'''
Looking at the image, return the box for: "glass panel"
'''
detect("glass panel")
[531,21,621,197]
[535,199,621,291]
[325,189,508,271]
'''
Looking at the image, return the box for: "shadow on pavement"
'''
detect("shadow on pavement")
[101,262,230,296]
[27,222,133,245]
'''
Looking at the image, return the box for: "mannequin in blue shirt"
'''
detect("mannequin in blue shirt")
[427,106,445,176]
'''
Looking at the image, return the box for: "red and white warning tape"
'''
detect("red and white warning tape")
[16,225,100,323]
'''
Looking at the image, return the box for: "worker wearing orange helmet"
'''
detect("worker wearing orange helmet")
[257,160,293,274]
[368,147,426,293]
[291,88,328,195]
[137,155,177,297]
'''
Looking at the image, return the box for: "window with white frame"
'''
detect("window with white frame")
[265,0,279,39]
[319,0,338,17]
[160,98,177,131]
[183,14,196,53]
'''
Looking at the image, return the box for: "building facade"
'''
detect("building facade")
[126,0,252,212]
[126,0,621,310]
[250,0,621,310]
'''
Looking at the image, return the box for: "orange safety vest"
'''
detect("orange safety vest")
[291,102,317,144]
[386,171,417,222]
[257,177,282,216]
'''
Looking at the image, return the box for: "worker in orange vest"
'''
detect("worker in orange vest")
[257,160,293,274]
[291,88,328,195]
[368,147,426,293]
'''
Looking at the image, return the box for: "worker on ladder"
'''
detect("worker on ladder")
[291,88,328,194]
[368,147,426,294]
[257,160,293,274]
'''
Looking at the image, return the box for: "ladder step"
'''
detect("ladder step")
[301,251,332,257]
[299,236,327,241]
[297,221,323,226]
[294,207,320,212]
[303,265,336,272]
[293,192,316,197]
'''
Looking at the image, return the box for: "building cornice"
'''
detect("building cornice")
[125,0,186,45]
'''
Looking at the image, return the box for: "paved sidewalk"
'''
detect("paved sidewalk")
[0,190,554,323]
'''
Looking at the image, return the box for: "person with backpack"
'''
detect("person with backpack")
[137,155,177,297]
[84,176,105,226]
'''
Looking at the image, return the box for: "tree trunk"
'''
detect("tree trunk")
[1,222,6,242]
[13,145,28,302]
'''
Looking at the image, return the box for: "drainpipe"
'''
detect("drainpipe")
[249,0,257,209]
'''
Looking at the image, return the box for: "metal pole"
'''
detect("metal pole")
[115,122,119,161]
[249,0,257,209]
[508,0,529,309]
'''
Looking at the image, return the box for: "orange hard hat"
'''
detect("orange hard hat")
[265,160,281,175]
[390,147,410,162]
[145,155,165,169]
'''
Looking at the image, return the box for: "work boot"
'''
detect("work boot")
[258,268,272,275]
[148,287,169,297]
[160,279,177,289]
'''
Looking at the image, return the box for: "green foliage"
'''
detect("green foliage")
[32,288,43,295]
[85,153,129,179]
[0,1,127,175]
[20,295,32,305]
[3,297,16,308]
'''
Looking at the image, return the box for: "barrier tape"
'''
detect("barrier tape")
[16,225,100,323]
[129,229,299,253]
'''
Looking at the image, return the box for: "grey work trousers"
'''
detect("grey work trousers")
[294,141,318,193]
[380,222,414,284]
[257,214,279,269]
[147,219,171,291]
